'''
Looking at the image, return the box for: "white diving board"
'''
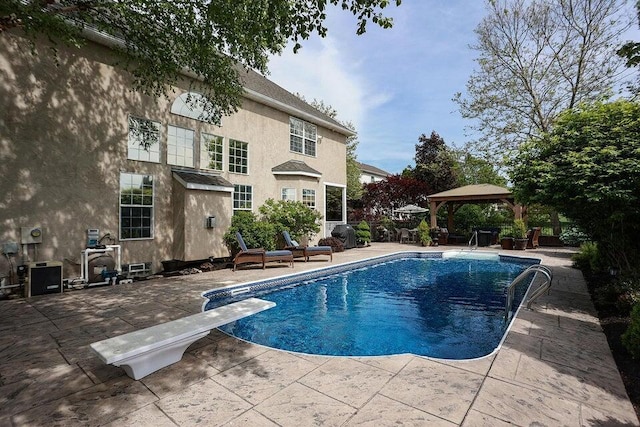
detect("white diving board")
[90,297,275,380]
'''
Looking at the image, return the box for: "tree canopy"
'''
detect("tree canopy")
[1,0,401,124]
[455,0,630,163]
[403,131,458,194]
[361,175,432,219]
[510,100,640,270]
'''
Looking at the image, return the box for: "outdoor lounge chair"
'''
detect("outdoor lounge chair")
[527,227,541,249]
[282,231,333,262]
[233,232,294,271]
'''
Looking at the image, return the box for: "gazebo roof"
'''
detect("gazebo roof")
[428,184,513,202]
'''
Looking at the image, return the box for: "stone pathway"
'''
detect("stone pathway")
[0,244,637,426]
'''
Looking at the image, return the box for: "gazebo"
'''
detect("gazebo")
[427,184,524,230]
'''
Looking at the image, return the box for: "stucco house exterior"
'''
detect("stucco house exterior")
[0,29,352,280]
[358,161,390,184]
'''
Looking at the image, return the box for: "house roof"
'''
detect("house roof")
[172,170,234,192]
[357,161,391,177]
[80,27,354,137]
[428,184,513,202]
[272,160,322,178]
[239,69,354,137]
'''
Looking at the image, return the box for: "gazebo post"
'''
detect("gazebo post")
[447,204,454,231]
[429,200,438,228]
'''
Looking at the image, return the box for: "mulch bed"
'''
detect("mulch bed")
[584,272,640,418]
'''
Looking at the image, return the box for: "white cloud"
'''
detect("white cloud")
[267,36,391,130]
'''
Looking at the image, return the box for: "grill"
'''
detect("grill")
[331,224,356,249]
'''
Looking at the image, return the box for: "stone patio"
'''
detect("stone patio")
[1,243,638,426]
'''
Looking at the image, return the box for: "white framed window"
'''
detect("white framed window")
[120,173,154,240]
[128,116,161,163]
[201,133,224,171]
[281,188,296,201]
[290,117,317,156]
[167,125,195,167]
[302,189,316,209]
[233,184,252,211]
[229,139,248,174]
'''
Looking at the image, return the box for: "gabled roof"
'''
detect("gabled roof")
[172,170,234,192]
[272,160,322,178]
[428,184,512,202]
[239,69,354,137]
[357,161,391,177]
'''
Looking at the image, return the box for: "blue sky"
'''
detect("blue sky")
[266,0,639,175]
[266,1,488,175]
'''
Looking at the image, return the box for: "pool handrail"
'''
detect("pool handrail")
[468,231,478,250]
[504,264,553,320]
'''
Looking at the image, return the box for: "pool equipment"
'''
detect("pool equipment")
[81,245,121,286]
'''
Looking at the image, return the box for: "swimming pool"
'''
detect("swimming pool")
[202,251,540,359]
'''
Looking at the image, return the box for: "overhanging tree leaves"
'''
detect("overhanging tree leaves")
[455,0,630,163]
[1,0,401,124]
[510,100,640,270]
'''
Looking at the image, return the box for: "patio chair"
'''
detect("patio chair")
[527,227,541,249]
[282,231,333,262]
[398,228,410,244]
[233,232,294,271]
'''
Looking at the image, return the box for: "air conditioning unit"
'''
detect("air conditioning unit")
[28,261,63,297]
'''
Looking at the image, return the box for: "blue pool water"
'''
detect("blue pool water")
[203,253,537,359]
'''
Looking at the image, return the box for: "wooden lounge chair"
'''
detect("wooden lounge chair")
[527,227,541,249]
[283,231,333,262]
[233,232,294,271]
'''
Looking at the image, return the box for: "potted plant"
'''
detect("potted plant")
[355,220,371,247]
[499,230,514,250]
[512,219,528,250]
[417,220,432,246]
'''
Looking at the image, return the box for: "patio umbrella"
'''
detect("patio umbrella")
[395,204,428,214]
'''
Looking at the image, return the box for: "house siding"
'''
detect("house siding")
[0,32,347,278]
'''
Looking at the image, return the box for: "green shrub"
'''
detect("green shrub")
[499,228,514,239]
[355,221,371,245]
[571,241,600,272]
[622,304,640,359]
[223,211,276,254]
[559,225,590,247]
[259,199,322,241]
[512,219,527,239]
[417,220,432,246]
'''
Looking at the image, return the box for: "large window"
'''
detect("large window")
[128,116,161,163]
[167,125,195,167]
[201,133,224,171]
[120,173,154,240]
[302,189,316,209]
[233,184,252,211]
[229,139,249,174]
[290,117,317,156]
[281,188,296,201]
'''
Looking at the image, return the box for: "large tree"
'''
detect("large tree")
[1,0,400,125]
[404,131,458,194]
[455,0,630,162]
[453,150,507,187]
[510,100,640,271]
[361,175,432,219]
